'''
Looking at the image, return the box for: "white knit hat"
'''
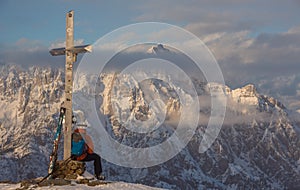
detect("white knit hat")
[75,123,88,129]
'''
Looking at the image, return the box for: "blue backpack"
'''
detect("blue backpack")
[71,132,85,156]
[71,139,85,156]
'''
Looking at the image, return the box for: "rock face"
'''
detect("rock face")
[53,160,86,180]
[94,74,299,189]
[0,65,299,189]
[0,66,64,182]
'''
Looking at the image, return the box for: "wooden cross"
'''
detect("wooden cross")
[49,10,92,160]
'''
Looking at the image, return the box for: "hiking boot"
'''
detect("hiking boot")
[95,175,105,180]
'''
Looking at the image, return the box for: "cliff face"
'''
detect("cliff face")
[0,66,64,182]
[93,73,299,189]
[0,65,299,189]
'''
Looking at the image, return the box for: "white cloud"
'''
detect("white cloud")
[49,39,85,49]
[134,0,300,36]
[199,25,300,72]
[188,25,300,111]
[0,38,63,68]
[13,38,44,53]
[202,30,254,63]
[287,26,300,34]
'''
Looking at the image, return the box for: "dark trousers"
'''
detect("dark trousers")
[82,153,102,176]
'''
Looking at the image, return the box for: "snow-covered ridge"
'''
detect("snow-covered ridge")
[73,71,287,120]
[230,84,286,111]
[0,65,299,189]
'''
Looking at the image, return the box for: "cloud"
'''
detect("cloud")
[134,0,300,35]
[2,25,300,112]
[287,25,300,34]
[131,0,300,97]
[131,0,300,81]
[0,38,64,68]
[195,93,279,126]
[80,23,300,113]
[255,74,300,111]
[13,38,44,53]
[0,38,92,69]
[199,25,300,79]
[187,24,300,111]
[49,39,85,49]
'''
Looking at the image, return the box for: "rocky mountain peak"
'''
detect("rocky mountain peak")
[147,44,170,54]
[230,84,257,104]
[227,83,286,113]
[0,66,299,189]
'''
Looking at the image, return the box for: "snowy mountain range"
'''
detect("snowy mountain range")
[0,54,299,188]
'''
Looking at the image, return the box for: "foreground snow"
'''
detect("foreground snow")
[0,181,165,190]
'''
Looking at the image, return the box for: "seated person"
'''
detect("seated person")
[71,125,105,180]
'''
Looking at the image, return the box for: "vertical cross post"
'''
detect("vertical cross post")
[50,10,92,160]
[64,10,74,160]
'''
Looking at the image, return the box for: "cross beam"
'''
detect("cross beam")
[50,10,92,160]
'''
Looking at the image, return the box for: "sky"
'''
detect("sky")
[0,0,300,111]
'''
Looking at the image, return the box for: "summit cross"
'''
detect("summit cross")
[49,10,92,160]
